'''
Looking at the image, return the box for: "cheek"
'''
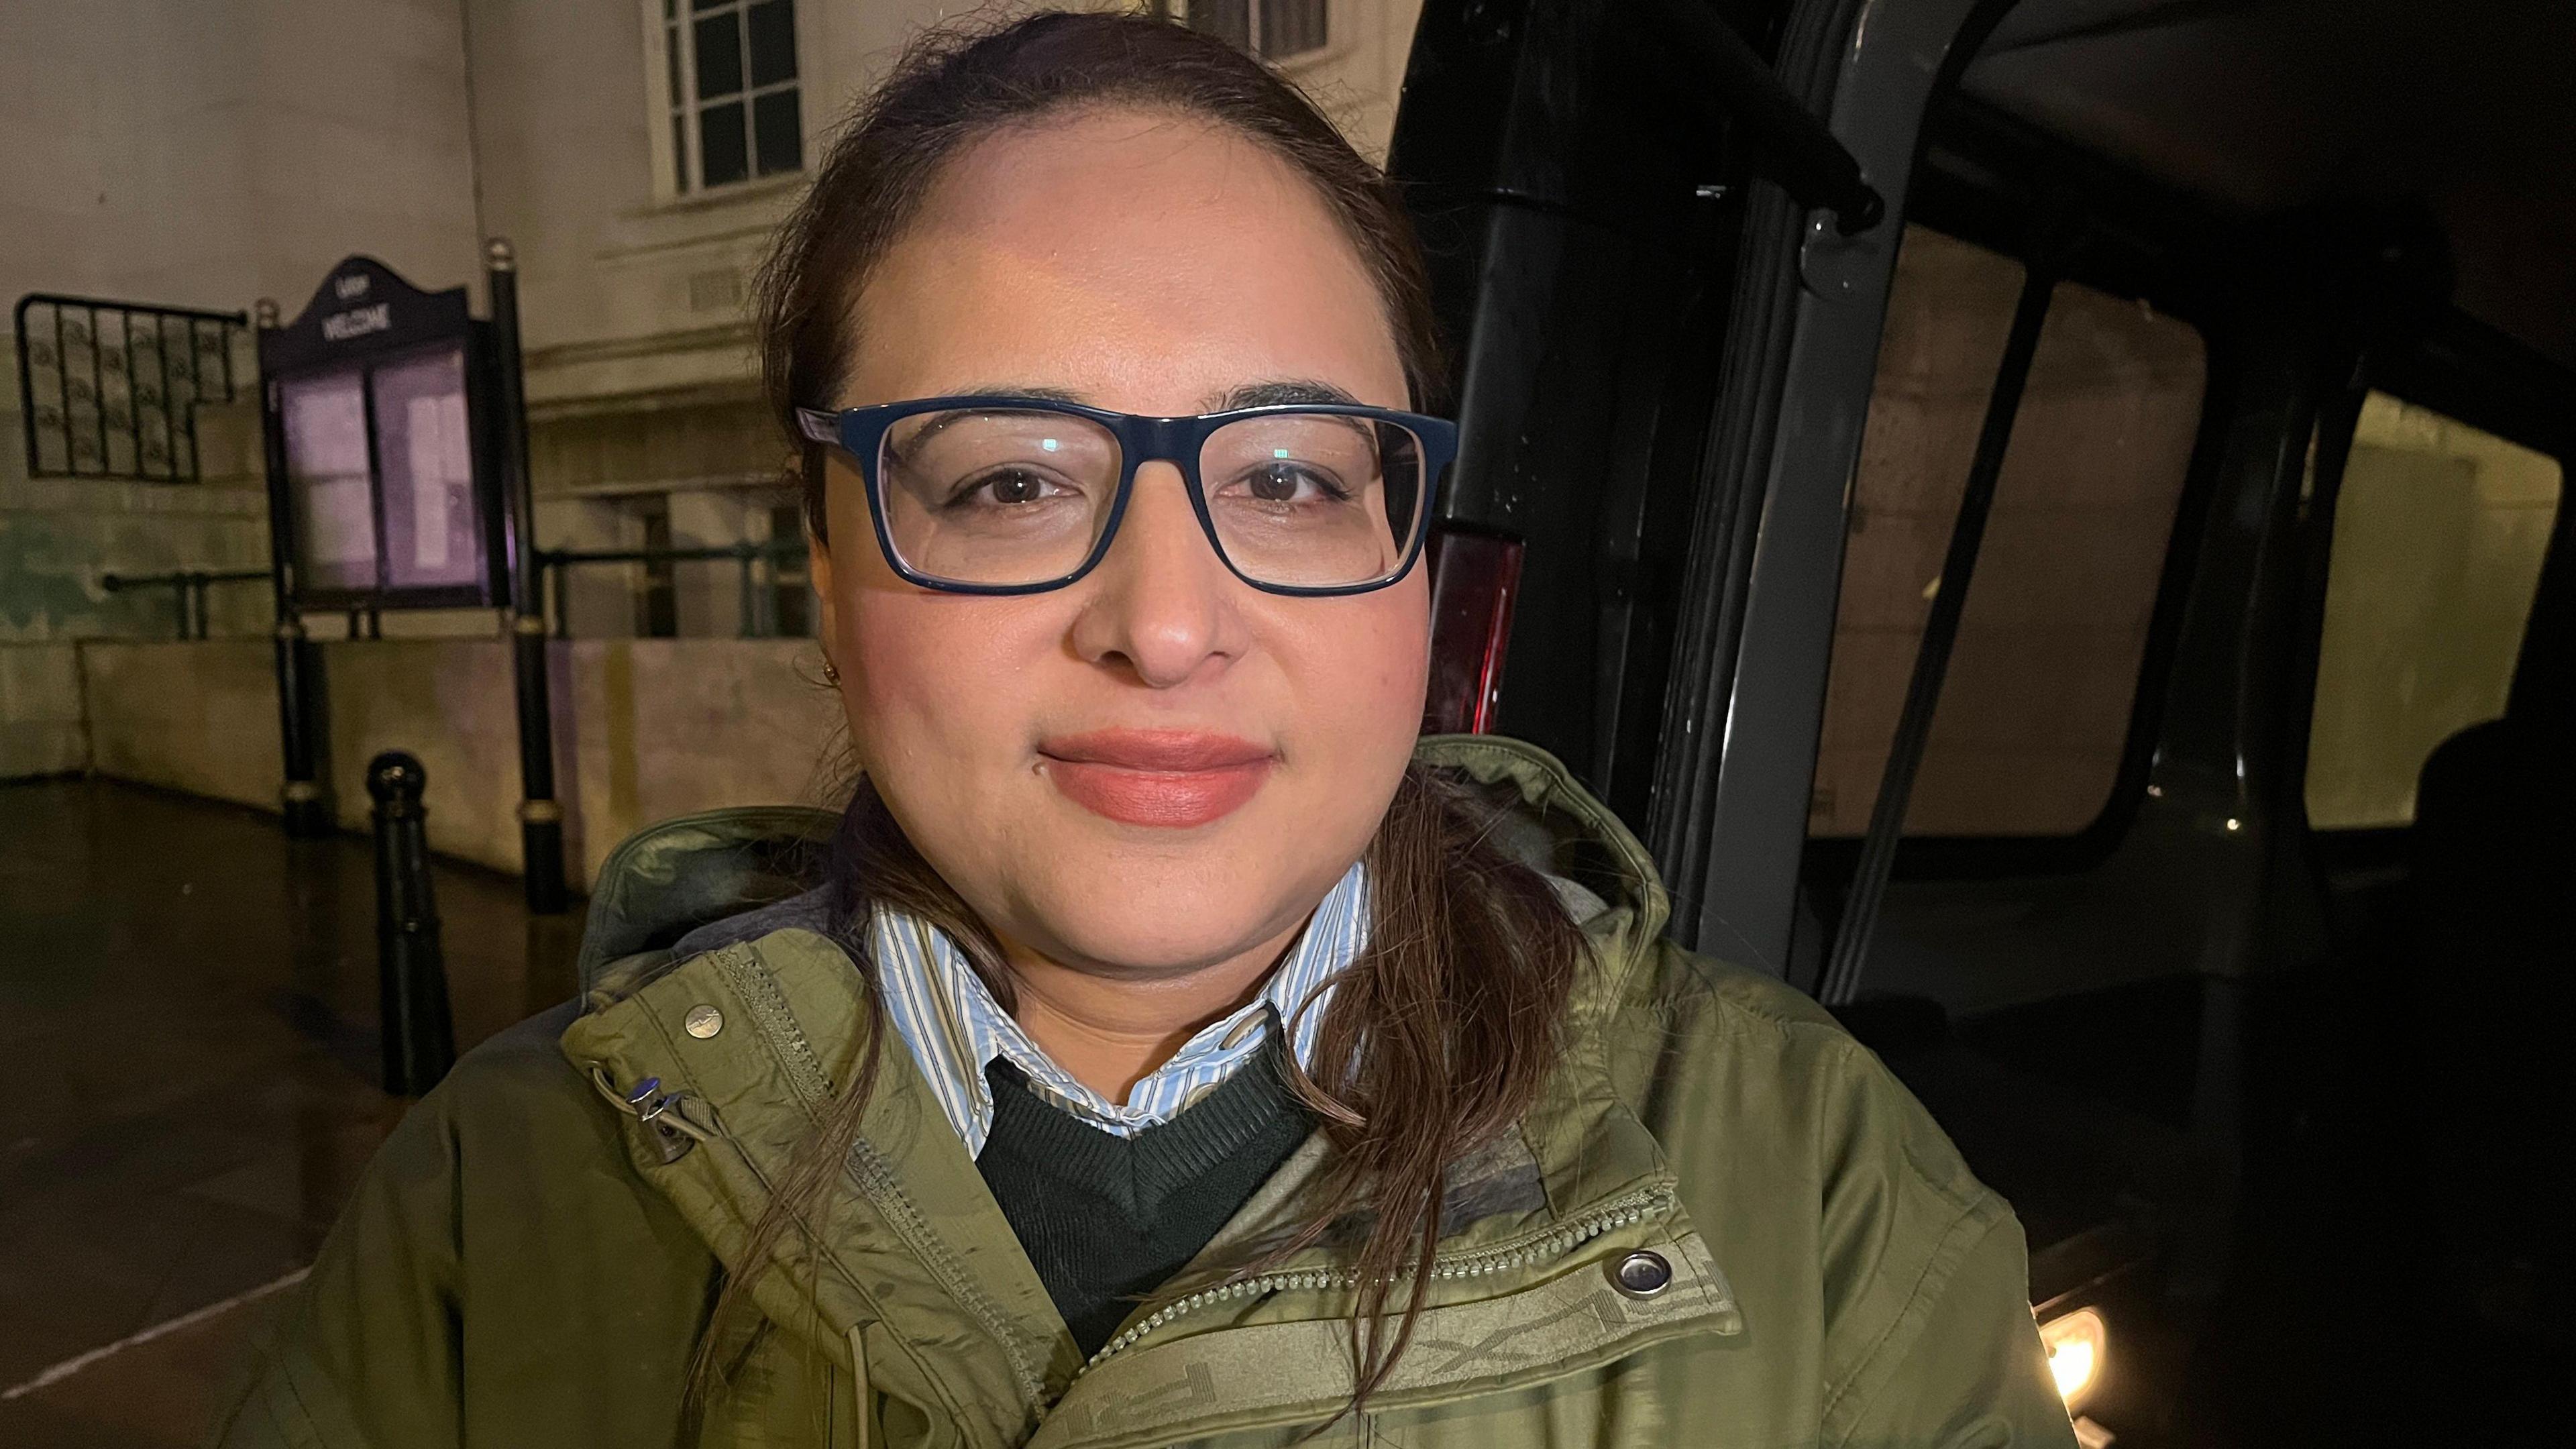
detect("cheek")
[838,587,1060,780]
[1275,580,1432,745]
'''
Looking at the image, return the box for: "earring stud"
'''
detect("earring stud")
[820,655,841,686]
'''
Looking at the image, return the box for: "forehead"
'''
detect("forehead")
[839,107,1407,413]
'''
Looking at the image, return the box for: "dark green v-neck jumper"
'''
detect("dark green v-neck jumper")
[975,1041,1312,1356]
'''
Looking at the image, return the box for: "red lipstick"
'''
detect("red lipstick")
[1036,729,1275,828]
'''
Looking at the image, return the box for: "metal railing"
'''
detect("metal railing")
[100,568,270,639]
[15,294,251,483]
[94,544,810,641]
[537,539,810,639]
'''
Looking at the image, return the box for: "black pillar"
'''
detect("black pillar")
[368,751,455,1094]
[256,297,332,837]
[486,239,568,913]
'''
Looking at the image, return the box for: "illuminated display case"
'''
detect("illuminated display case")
[258,258,509,611]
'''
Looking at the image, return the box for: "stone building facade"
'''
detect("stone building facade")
[1,0,1422,775]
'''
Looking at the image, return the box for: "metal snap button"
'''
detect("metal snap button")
[1611,1250,1672,1298]
[684,1004,724,1039]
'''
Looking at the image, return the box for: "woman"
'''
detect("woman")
[219,12,2074,1448]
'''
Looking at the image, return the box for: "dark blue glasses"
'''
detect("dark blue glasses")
[794,396,1454,596]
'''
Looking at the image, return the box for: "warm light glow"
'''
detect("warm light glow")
[2051,1336,2096,1399]
[2040,1307,2108,1405]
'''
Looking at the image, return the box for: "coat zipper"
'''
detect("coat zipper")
[1075,1183,1678,1375]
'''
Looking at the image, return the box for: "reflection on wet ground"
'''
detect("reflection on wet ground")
[0,778,580,1448]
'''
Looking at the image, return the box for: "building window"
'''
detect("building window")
[2306,396,2562,830]
[634,498,680,638]
[661,0,801,194]
[1807,226,2208,841]
[767,502,812,637]
[1185,0,1330,61]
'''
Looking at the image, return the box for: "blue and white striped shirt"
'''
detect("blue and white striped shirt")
[867,861,1370,1157]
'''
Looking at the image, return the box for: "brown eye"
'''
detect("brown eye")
[947,467,1077,510]
[1247,464,1305,502]
[1232,462,1350,504]
[985,470,1049,504]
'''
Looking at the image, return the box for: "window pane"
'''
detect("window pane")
[1810,226,2206,839]
[691,0,727,11]
[1259,0,1328,56]
[747,0,797,89]
[769,502,810,637]
[753,87,802,175]
[694,11,742,99]
[1190,0,1251,52]
[671,113,688,192]
[665,23,682,107]
[698,101,748,187]
[280,370,379,595]
[2306,397,2562,829]
[370,348,484,592]
[637,502,678,639]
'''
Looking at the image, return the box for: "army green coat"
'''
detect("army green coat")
[215,737,2076,1449]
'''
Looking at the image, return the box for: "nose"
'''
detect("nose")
[1066,462,1248,688]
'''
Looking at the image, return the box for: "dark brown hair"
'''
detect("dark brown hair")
[717,7,1582,1414]
[761,7,1446,542]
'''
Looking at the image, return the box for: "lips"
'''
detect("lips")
[1036,729,1276,828]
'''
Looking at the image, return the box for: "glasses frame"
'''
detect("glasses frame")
[794,395,1456,597]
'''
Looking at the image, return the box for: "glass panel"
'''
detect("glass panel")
[280,370,378,594]
[747,0,797,88]
[877,408,1123,586]
[692,0,727,11]
[1258,0,1328,56]
[2306,396,2562,829]
[665,22,682,107]
[370,347,484,594]
[1202,413,1414,587]
[753,87,802,175]
[694,11,742,99]
[698,101,749,188]
[1189,0,1250,52]
[672,113,688,192]
[1810,226,2206,839]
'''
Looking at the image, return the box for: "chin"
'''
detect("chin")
[1026,784,1386,967]
[1020,866,1297,975]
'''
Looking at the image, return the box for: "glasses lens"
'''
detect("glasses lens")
[1199,413,1424,588]
[875,408,1121,586]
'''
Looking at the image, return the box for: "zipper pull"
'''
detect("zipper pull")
[590,1067,712,1164]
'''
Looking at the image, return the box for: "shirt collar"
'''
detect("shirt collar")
[867,860,1370,1157]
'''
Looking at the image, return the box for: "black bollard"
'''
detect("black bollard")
[368,751,456,1095]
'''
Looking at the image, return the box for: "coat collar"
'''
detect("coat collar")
[559,737,1736,1446]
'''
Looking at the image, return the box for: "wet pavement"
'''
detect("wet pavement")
[0,778,580,1448]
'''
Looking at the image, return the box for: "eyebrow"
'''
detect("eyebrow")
[1206,379,1363,411]
[944,384,1089,405]
[937,380,1367,413]
[888,386,1087,455]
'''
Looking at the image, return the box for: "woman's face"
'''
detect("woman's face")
[810,107,1430,980]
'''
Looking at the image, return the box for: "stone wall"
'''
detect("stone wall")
[0,0,483,324]
[0,641,87,777]
[0,396,274,642]
[41,636,843,890]
[81,639,284,806]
